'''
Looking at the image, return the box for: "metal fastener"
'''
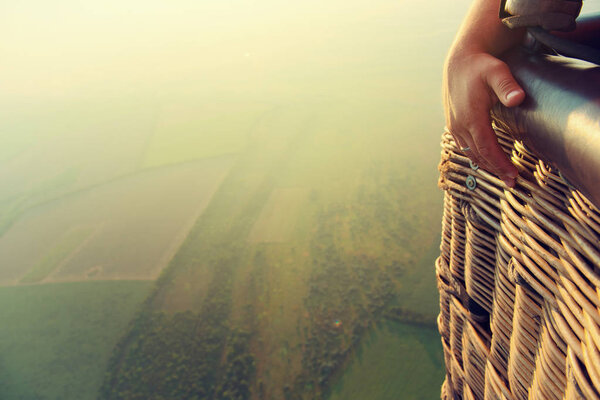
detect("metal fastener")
[466,175,477,191]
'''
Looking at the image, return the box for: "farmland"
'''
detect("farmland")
[0,157,232,285]
[0,0,479,399]
[100,95,446,399]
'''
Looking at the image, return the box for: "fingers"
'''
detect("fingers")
[462,134,495,173]
[444,53,523,188]
[450,127,496,174]
[453,124,517,188]
[454,130,495,173]
[486,60,525,108]
[470,123,518,187]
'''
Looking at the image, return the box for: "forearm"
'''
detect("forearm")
[449,0,526,58]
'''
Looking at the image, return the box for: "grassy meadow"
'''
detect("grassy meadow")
[328,322,444,400]
[0,281,152,400]
[0,0,495,398]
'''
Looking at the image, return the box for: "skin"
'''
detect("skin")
[443,0,527,187]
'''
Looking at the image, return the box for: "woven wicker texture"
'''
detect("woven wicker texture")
[437,123,600,400]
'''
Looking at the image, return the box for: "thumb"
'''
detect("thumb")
[487,61,525,108]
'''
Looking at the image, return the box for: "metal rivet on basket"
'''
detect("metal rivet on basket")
[466,175,477,191]
[469,160,479,171]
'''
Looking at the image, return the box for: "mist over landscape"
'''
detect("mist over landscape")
[0,0,502,398]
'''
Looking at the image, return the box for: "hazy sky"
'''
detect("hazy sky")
[2,0,599,100]
[0,0,470,188]
[0,0,466,100]
[1,0,598,194]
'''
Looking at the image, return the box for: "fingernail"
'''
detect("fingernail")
[506,90,522,103]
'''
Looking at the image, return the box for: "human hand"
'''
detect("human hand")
[443,51,525,188]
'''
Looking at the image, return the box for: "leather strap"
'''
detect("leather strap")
[500,0,582,31]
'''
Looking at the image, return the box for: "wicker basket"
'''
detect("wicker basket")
[437,124,600,399]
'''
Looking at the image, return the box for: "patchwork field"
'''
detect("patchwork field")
[0,157,233,286]
[0,98,162,238]
[0,0,482,398]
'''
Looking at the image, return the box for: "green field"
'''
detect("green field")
[0,281,152,400]
[328,321,444,400]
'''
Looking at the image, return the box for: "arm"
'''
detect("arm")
[443,0,526,187]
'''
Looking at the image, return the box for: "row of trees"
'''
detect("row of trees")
[100,250,256,399]
[100,308,256,399]
[290,200,408,400]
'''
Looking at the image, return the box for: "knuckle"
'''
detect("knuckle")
[496,77,516,93]
[486,61,518,92]
[488,58,506,71]
[486,58,507,74]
